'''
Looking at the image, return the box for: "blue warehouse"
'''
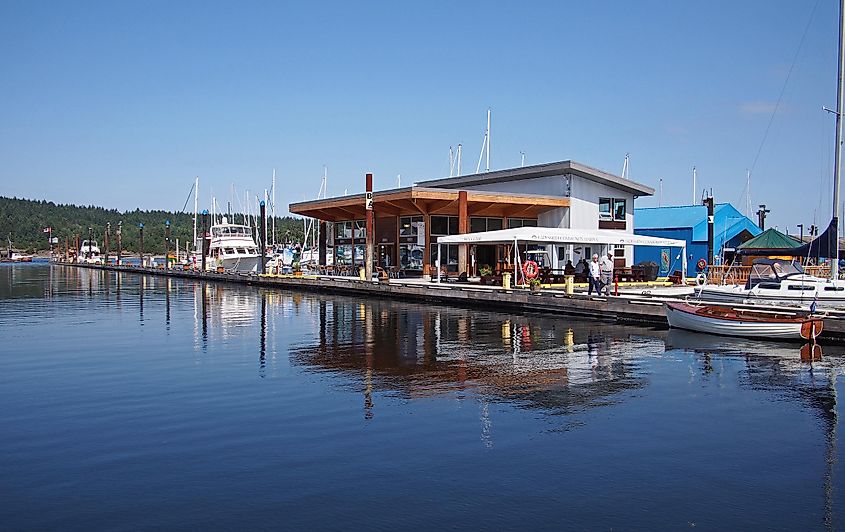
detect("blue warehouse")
[634,203,761,275]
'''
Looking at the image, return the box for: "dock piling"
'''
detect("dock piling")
[365,173,374,282]
[259,201,266,274]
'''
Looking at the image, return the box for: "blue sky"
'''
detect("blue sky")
[0,0,841,231]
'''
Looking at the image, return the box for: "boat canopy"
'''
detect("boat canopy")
[435,227,687,281]
[436,227,686,248]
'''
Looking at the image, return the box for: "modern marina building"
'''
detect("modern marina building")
[289,160,655,275]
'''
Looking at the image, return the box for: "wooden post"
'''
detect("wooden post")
[458,190,468,275]
[318,220,327,266]
[423,213,431,278]
[164,220,171,270]
[116,222,122,265]
[138,223,144,266]
[365,173,374,281]
[104,223,110,265]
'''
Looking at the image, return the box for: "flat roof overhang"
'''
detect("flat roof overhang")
[289,186,570,222]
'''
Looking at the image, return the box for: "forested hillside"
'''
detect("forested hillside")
[0,196,306,252]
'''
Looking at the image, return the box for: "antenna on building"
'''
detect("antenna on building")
[520,151,525,167]
[397,174,401,188]
[621,153,630,179]
[745,169,752,218]
[659,178,663,207]
[476,108,491,174]
[449,146,455,177]
[457,144,462,176]
[692,166,697,205]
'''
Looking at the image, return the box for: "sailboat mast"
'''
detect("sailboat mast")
[272,169,276,248]
[193,176,198,250]
[832,0,845,280]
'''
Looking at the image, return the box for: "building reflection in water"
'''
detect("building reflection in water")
[289,297,660,431]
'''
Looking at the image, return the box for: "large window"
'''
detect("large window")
[400,244,424,271]
[431,244,459,272]
[508,218,538,228]
[335,221,352,239]
[470,217,503,233]
[430,216,459,236]
[400,216,423,237]
[599,198,626,221]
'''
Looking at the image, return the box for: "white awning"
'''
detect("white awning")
[436,227,686,248]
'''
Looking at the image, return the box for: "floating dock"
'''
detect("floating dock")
[59,262,845,342]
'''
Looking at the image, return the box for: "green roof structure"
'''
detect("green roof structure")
[737,228,800,250]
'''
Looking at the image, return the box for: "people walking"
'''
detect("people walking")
[588,254,601,294]
[601,252,614,296]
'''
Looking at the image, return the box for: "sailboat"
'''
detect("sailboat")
[697,2,845,308]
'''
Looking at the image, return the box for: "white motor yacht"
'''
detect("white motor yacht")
[207,218,262,273]
[79,240,101,264]
[696,259,845,309]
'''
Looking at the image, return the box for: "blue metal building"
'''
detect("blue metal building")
[634,203,761,275]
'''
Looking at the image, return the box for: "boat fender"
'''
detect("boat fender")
[695,273,707,287]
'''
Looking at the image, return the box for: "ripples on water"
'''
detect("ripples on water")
[1,264,844,530]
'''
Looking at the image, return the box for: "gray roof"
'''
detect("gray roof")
[417,160,655,197]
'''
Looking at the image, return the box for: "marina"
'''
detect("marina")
[8,0,845,528]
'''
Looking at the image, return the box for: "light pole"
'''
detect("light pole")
[117,221,122,265]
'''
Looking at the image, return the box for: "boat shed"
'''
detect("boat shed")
[633,203,760,274]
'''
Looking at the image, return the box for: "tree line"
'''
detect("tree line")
[0,196,307,253]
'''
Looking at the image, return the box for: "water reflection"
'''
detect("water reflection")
[290,298,662,421]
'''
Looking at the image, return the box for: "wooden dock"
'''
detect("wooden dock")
[59,262,845,342]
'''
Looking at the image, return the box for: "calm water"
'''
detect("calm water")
[2,264,844,530]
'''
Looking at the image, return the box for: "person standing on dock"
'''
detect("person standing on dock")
[600,252,614,296]
[588,254,601,295]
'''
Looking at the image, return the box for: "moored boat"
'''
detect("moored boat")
[665,301,823,341]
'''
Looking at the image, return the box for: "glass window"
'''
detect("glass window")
[613,199,626,221]
[336,221,352,239]
[399,244,424,270]
[448,217,459,235]
[487,218,503,231]
[336,245,352,265]
[353,244,365,265]
[522,219,537,227]
[470,217,487,233]
[353,220,366,239]
[431,216,449,236]
[431,245,459,272]
[599,198,612,219]
[400,216,422,237]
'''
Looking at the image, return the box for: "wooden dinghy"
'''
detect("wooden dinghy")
[664,302,823,341]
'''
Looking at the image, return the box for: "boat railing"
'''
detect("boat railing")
[707,265,831,285]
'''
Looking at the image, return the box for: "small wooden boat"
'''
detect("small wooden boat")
[664,302,823,341]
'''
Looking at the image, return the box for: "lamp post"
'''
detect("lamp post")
[139,223,145,267]
[165,220,171,270]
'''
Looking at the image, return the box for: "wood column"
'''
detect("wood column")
[458,190,469,275]
[318,221,327,266]
[423,213,432,277]
[365,173,374,280]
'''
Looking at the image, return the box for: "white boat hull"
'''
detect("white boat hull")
[665,304,806,340]
[219,255,262,273]
[697,285,845,309]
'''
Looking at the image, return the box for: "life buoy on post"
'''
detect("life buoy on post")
[696,258,707,271]
[522,260,539,280]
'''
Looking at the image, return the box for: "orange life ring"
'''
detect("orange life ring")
[522,260,539,280]
[697,258,707,270]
